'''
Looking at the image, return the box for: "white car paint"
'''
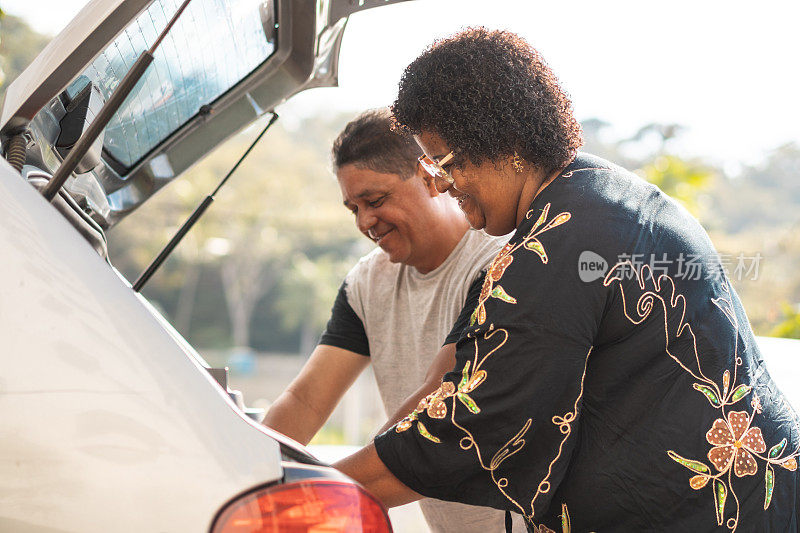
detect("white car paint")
[756,336,800,411]
[0,155,283,531]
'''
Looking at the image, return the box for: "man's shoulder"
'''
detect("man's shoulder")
[463,229,509,250]
[457,230,508,270]
[347,247,393,279]
[343,246,400,297]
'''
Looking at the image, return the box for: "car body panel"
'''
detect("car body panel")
[755,336,800,411]
[0,155,284,531]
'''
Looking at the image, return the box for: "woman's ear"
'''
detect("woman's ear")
[417,161,439,197]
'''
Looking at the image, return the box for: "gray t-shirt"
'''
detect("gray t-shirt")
[320,229,513,532]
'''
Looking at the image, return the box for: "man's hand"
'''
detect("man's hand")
[263,345,369,445]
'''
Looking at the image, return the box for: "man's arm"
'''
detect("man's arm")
[263,344,369,445]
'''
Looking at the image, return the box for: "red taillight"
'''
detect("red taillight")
[211,480,393,533]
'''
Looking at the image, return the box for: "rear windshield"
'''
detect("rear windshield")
[66,0,276,169]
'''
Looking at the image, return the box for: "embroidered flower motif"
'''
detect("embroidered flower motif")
[395,359,492,443]
[396,381,457,442]
[706,411,766,477]
[425,381,456,419]
[470,204,571,326]
[471,245,517,326]
[611,267,800,529]
[522,204,571,264]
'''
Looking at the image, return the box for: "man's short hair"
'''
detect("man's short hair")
[332,108,421,179]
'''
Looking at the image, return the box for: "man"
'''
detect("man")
[263,109,510,532]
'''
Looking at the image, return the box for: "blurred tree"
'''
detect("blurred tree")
[706,142,800,234]
[218,226,291,349]
[770,304,800,339]
[625,122,685,153]
[275,253,352,355]
[742,143,800,200]
[580,118,637,169]
[637,155,715,215]
[0,14,49,101]
[581,118,715,216]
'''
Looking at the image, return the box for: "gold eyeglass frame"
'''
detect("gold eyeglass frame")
[418,152,455,186]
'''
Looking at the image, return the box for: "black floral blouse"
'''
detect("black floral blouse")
[373,153,800,532]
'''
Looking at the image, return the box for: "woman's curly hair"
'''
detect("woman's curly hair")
[391,28,583,174]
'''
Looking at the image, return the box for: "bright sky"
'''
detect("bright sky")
[4,0,800,171]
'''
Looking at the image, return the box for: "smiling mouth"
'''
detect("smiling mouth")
[368,228,393,243]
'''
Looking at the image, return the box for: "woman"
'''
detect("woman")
[336,28,799,532]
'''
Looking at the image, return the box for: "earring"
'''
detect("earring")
[512,151,524,173]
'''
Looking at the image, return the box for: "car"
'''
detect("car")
[3,1,799,531]
[0,0,411,531]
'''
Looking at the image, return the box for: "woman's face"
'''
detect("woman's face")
[414,130,523,236]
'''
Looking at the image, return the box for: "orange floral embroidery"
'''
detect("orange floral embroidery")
[395,359,489,442]
[605,263,800,530]
[470,203,571,325]
[706,411,766,476]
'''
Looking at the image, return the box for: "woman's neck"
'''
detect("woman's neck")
[515,166,560,227]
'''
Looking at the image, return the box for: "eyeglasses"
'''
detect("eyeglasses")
[418,152,455,186]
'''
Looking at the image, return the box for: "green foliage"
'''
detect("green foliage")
[109,113,365,351]
[638,155,715,215]
[769,304,800,339]
[0,14,50,101]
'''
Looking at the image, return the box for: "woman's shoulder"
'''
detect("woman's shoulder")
[556,152,660,203]
[546,153,698,234]
[521,153,715,268]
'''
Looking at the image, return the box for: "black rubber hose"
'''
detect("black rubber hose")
[5,134,27,172]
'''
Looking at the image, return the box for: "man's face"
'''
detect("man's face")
[338,163,436,268]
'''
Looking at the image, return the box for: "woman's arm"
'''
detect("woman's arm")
[335,345,456,506]
[334,442,422,507]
